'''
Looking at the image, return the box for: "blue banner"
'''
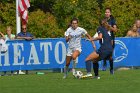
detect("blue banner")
[0,38,140,71]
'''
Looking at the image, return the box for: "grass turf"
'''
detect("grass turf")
[0,69,140,93]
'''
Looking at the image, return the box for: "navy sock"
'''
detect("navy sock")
[103,59,107,67]
[93,62,99,76]
[109,59,113,71]
[85,61,91,73]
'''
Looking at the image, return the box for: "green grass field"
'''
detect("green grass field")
[0,69,140,93]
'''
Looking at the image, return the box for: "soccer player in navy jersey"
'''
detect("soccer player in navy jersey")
[102,8,117,74]
[83,19,114,79]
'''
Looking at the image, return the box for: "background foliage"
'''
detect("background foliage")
[102,0,140,37]
[53,0,100,35]
[0,0,140,37]
[0,0,16,34]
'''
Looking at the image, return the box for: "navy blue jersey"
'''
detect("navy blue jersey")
[107,16,116,40]
[97,26,103,45]
[97,26,113,52]
[17,31,33,37]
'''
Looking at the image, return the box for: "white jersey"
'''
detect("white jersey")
[65,27,87,48]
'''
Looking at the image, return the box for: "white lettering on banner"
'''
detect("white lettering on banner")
[0,41,67,67]
[13,43,24,65]
[0,44,10,66]
[55,41,66,64]
[27,43,41,65]
[40,42,52,64]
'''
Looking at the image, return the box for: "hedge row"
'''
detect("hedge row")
[0,0,140,37]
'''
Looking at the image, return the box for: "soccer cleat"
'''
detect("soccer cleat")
[110,70,114,75]
[93,76,101,79]
[63,75,67,79]
[81,73,92,78]
[19,71,25,75]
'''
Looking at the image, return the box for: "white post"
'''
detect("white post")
[16,0,21,34]
[15,0,25,75]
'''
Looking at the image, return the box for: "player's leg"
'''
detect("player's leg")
[63,56,72,79]
[102,51,114,74]
[85,60,92,76]
[63,48,73,79]
[93,61,100,78]
[109,40,115,74]
[72,49,81,75]
[85,51,99,61]
[83,51,99,77]
[102,59,107,71]
[109,56,114,74]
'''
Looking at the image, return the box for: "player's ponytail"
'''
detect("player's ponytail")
[101,19,111,31]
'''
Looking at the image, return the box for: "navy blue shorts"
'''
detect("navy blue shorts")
[96,49,112,61]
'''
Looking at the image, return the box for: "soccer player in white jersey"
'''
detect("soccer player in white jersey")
[63,18,95,79]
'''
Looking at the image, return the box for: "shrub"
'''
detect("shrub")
[28,9,63,38]
[102,0,140,37]
[0,2,16,35]
[53,0,101,36]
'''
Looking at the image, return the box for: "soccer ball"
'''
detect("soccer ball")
[74,71,83,79]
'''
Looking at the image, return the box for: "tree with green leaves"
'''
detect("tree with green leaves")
[102,0,140,37]
[28,9,62,38]
[0,1,16,35]
[0,0,140,38]
[53,0,101,36]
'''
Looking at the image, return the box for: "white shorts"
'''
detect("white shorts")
[66,47,82,56]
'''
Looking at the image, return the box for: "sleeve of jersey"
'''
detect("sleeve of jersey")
[112,18,117,26]
[81,28,87,35]
[64,29,69,37]
[97,27,103,34]
[17,33,21,37]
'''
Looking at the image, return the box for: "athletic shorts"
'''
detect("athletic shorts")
[66,47,82,56]
[96,49,112,61]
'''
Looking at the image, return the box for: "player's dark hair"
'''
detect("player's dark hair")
[67,23,71,28]
[71,18,79,24]
[105,7,112,12]
[105,7,115,20]
[99,18,107,26]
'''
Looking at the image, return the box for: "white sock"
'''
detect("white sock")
[64,66,68,75]
[73,59,77,69]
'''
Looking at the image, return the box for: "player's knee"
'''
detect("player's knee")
[72,56,77,60]
[66,63,70,67]
[85,57,90,62]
